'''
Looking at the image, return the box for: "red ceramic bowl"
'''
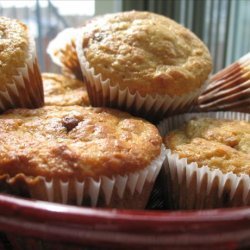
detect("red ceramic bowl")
[0,194,250,250]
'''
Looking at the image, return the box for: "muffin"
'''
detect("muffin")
[47,28,83,80]
[47,28,83,81]
[47,16,104,81]
[0,17,43,113]
[43,73,89,106]
[76,11,212,121]
[198,53,250,113]
[158,112,250,209]
[0,105,165,208]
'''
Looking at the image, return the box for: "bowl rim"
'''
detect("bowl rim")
[1,193,250,223]
[1,194,250,247]
[1,193,250,220]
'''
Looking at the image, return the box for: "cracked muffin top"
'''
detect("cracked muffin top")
[81,11,212,96]
[0,17,29,90]
[43,73,89,106]
[164,117,250,175]
[0,106,162,180]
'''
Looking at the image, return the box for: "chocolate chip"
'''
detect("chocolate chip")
[62,116,80,132]
[94,32,104,42]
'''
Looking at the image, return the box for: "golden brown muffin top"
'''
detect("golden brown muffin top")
[82,11,212,96]
[0,106,162,180]
[0,17,29,90]
[164,117,250,175]
[43,73,89,106]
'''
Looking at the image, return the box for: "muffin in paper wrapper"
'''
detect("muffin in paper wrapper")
[75,30,207,122]
[0,145,166,209]
[198,53,250,113]
[158,112,250,210]
[0,31,44,113]
[47,28,84,81]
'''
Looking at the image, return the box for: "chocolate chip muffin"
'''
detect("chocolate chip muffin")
[0,105,165,208]
[76,11,212,120]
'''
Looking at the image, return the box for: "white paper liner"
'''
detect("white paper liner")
[0,30,43,112]
[47,27,84,81]
[158,111,250,209]
[47,27,78,67]
[198,53,250,112]
[25,144,166,209]
[211,52,250,82]
[75,29,207,121]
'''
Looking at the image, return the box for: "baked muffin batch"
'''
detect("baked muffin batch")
[0,11,249,210]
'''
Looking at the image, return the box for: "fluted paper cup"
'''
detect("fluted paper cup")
[198,53,250,113]
[47,28,83,81]
[0,145,166,209]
